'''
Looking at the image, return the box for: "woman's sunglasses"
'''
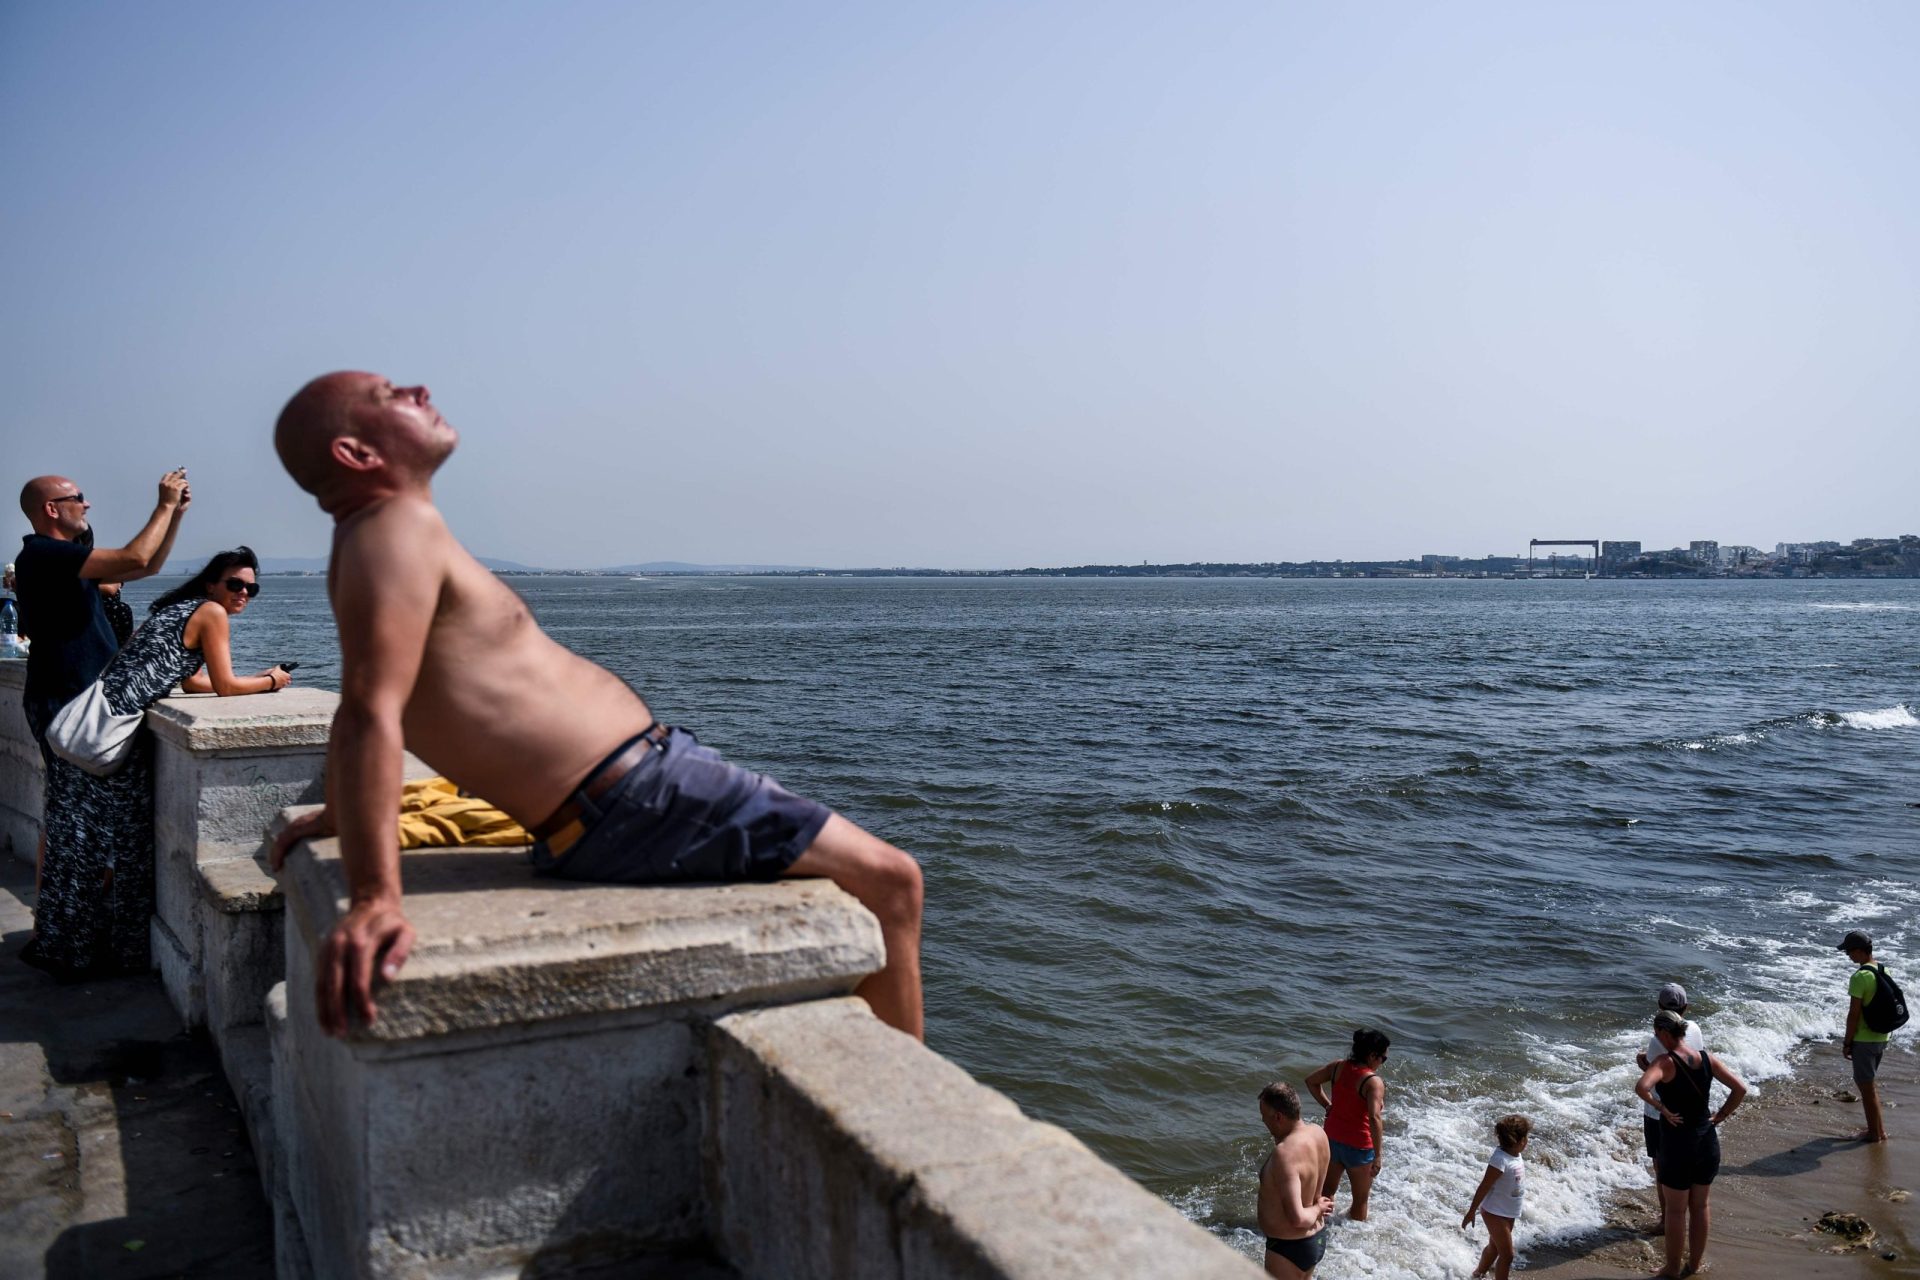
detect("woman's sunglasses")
[223,577,262,598]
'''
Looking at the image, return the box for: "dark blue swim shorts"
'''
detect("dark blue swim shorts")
[529,728,831,884]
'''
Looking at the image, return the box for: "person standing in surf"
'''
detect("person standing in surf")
[1306,1028,1390,1221]
[1635,1009,1747,1280]
[1634,982,1703,1235]
[1256,1082,1334,1277]
[1460,1113,1530,1280]
[1837,929,1905,1144]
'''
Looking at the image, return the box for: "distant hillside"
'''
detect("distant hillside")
[599,561,820,574]
[252,554,545,574]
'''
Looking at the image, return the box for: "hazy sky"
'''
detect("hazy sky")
[4,3,1916,569]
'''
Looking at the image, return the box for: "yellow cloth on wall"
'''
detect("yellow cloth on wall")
[396,776,531,849]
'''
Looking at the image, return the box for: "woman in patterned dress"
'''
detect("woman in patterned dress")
[22,548,293,981]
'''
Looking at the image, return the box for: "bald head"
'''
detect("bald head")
[20,476,71,520]
[274,372,366,495]
[19,475,85,537]
[274,371,456,505]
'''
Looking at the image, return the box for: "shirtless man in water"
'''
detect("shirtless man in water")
[1257,1082,1334,1278]
[268,373,924,1039]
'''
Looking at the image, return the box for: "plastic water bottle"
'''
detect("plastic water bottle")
[0,597,20,659]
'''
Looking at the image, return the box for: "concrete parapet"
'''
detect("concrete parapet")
[0,661,42,864]
[274,833,883,1277]
[148,690,335,1025]
[708,1000,1260,1280]
[145,687,339,756]
[202,851,286,1032]
[278,834,885,1042]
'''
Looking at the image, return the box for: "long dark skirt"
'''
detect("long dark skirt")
[24,706,155,977]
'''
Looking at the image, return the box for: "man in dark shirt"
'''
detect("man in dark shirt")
[15,472,192,950]
[15,471,192,731]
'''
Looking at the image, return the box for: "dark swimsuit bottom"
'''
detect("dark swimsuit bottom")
[1266,1229,1328,1272]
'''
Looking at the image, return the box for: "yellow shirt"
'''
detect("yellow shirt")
[396,776,530,849]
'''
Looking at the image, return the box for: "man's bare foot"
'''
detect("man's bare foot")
[1846,1128,1887,1143]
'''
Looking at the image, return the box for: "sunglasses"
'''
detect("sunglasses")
[223,577,262,598]
[51,493,86,505]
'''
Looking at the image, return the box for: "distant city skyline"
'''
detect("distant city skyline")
[5,3,1919,569]
[168,530,1918,577]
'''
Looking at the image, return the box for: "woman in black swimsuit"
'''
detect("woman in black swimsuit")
[1633,1009,1747,1279]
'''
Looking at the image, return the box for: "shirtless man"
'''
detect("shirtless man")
[268,373,924,1039]
[1257,1082,1334,1278]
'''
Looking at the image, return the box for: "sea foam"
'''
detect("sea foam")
[1836,704,1920,730]
[1809,602,1915,612]
[1186,878,1920,1279]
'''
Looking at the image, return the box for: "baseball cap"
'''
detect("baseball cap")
[1837,930,1872,953]
[1656,983,1689,1011]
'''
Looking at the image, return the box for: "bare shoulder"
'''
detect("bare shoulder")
[334,497,452,574]
[1279,1124,1325,1170]
[183,598,226,643]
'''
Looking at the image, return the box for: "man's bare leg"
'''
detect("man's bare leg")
[786,813,924,1040]
[1853,1081,1886,1143]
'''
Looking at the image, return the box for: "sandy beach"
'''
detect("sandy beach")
[1525,1044,1914,1279]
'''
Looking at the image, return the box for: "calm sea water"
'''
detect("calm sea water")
[126,574,1919,1276]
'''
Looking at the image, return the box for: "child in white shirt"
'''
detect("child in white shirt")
[1461,1113,1530,1280]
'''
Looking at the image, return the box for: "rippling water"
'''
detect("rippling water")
[129,573,1920,1276]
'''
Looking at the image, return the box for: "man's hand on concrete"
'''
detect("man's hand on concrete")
[269,807,335,871]
[318,897,415,1037]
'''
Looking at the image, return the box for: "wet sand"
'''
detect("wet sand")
[1524,1045,1914,1278]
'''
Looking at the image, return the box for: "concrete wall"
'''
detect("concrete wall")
[2,674,1261,1278]
[0,661,42,865]
[708,1000,1257,1280]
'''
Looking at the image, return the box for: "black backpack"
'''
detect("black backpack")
[1858,964,1910,1035]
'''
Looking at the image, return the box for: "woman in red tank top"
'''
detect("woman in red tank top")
[1305,1028,1391,1221]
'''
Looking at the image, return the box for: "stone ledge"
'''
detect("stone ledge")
[146,689,339,753]
[278,835,885,1043]
[201,848,283,913]
[710,1000,1262,1279]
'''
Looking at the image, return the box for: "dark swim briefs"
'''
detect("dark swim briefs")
[529,727,831,884]
[1265,1229,1327,1273]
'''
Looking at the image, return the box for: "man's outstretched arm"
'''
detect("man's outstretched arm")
[314,503,442,1037]
[80,469,189,581]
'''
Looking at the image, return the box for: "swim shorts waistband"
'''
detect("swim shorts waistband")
[530,722,670,854]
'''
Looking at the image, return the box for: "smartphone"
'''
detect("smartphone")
[278,661,301,673]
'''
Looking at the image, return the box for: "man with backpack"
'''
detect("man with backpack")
[1837,929,1908,1144]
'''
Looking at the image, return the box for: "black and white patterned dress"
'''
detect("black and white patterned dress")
[31,598,204,976]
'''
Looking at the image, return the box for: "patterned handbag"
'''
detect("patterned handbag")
[46,679,144,776]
